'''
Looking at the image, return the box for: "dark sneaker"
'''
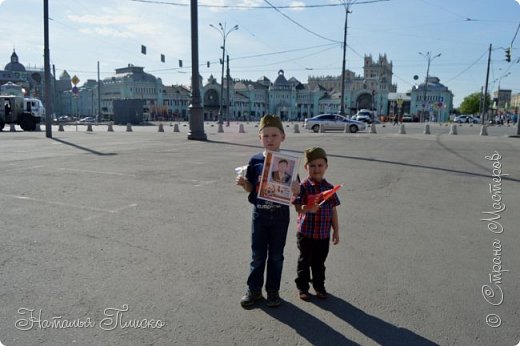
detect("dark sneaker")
[315,289,328,299]
[240,291,263,307]
[266,292,282,307]
[298,290,311,301]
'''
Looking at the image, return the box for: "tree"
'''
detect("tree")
[459,92,491,115]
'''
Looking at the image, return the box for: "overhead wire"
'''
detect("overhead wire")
[129,0,349,9]
[444,48,489,83]
[262,0,340,44]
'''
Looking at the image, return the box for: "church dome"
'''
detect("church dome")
[4,50,26,72]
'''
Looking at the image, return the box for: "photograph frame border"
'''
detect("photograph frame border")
[257,150,300,206]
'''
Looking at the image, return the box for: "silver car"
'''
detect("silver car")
[304,114,366,133]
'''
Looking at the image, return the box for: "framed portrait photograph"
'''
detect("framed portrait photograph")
[257,151,300,206]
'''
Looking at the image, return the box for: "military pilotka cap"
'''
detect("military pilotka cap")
[258,114,284,134]
[304,147,328,164]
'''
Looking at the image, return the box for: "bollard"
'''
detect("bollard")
[173,123,180,132]
[239,123,245,133]
[35,123,41,132]
[126,123,133,132]
[293,123,300,133]
[449,124,458,135]
[398,123,406,134]
[369,123,377,134]
[319,123,325,133]
[344,123,351,133]
[10,123,16,132]
[218,123,224,133]
[158,123,164,132]
[424,123,431,135]
[58,124,64,132]
[107,123,114,132]
[480,125,488,136]
[87,124,93,132]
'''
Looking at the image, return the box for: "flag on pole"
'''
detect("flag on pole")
[141,45,147,55]
[161,54,165,63]
[305,184,343,207]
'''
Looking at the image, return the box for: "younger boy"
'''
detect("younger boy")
[292,147,340,300]
[236,115,299,308]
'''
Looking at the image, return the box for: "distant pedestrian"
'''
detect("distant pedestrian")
[236,114,300,308]
[292,147,341,301]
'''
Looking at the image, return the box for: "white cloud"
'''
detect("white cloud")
[289,1,306,11]
[79,27,133,38]
[68,14,134,25]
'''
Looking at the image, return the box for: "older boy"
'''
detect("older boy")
[236,115,299,308]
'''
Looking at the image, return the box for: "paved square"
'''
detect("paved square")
[1,122,519,345]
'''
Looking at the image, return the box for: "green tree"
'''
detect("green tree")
[459,92,490,114]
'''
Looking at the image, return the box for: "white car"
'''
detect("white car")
[453,115,479,124]
[351,109,375,123]
[79,116,96,123]
[304,114,366,133]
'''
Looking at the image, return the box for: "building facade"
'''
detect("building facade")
[2,51,460,122]
[410,76,454,122]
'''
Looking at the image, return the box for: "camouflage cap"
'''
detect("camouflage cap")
[304,147,328,164]
[258,114,284,134]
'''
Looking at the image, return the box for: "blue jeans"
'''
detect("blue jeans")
[247,207,290,294]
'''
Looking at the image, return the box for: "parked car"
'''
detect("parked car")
[453,115,479,124]
[351,109,375,123]
[79,116,96,123]
[402,114,414,122]
[304,114,366,133]
[58,115,72,122]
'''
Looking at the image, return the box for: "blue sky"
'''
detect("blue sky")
[1,0,519,107]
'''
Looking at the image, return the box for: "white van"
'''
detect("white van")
[24,98,46,120]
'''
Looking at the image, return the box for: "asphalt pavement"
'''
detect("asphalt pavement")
[0,122,519,345]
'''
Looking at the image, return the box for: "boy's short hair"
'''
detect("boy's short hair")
[304,147,327,164]
[259,114,284,134]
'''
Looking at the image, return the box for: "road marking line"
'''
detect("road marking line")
[0,193,138,218]
[59,167,136,177]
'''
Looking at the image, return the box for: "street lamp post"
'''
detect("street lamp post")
[339,1,351,116]
[419,51,441,122]
[187,0,207,141]
[210,22,238,125]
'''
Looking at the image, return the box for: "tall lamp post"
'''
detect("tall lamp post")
[210,22,238,125]
[338,1,352,116]
[187,0,207,140]
[419,51,441,122]
[43,0,52,138]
